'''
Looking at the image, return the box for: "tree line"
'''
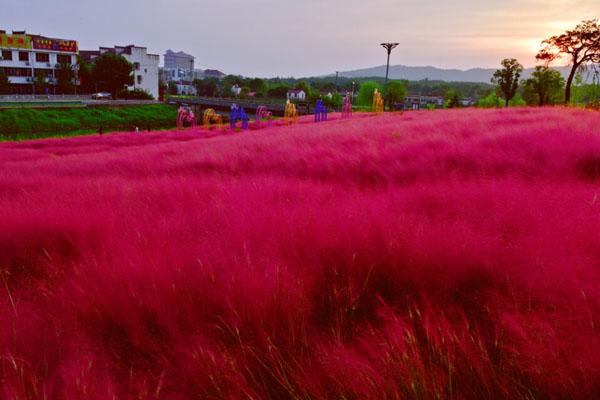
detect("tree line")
[489,19,599,108]
[172,74,492,109]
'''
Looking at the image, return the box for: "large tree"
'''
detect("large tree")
[357,81,382,107]
[444,88,461,108]
[0,69,11,95]
[492,58,523,107]
[248,78,266,94]
[536,19,600,104]
[384,80,408,108]
[266,84,290,99]
[55,63,75,94]
[92,52,133,98]
[294,80,311,94]
[77,56,95,94]
[194,78,219,97]
[522,66,565,106]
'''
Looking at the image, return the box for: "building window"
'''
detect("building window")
[35,53,50,63]
[137,75,143,84]
[19,51,29,62]
[1,67,32,77]
[134,62,140,71]
[1,50,12,61]
[57,54,72,64]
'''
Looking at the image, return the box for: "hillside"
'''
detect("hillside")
[337,64,596,83]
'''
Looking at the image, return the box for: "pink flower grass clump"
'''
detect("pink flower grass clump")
[1,108,600,398]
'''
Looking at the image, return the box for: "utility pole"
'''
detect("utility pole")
[380,43,399,110]
[335,71,339,93]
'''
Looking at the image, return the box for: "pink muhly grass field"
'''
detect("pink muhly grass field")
[1,108,600,398]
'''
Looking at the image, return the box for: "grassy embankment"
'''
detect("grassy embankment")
[0,104,177,141]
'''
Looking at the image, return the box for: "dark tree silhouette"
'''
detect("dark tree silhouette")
[194,78,219,97]
[536,19,600,104]
[0,69,11,95]
[92,53,134,99]
[55,63,75,94]
[492,58,523,107]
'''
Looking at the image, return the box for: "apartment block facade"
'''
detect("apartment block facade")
[0,30,78,94]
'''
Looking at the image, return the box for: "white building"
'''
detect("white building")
[231,84,242,96]
[161,50,199,96]
[81,45,159,99]
[287,89,306,101]
[163,67,196,82]
[405,94,445,110]
[0,30,79,94]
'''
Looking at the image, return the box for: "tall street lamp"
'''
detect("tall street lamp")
[381,43,399,110]
[380,43,399,86]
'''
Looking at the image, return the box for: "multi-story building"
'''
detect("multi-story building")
[164,49,194,71]
[0,30,79,94]
[161,50,198,95]
[81,45,159,99]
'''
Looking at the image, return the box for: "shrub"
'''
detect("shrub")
[357,81,382,107]
[119,89,154,100]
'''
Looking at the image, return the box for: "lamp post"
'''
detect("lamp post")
[380,43,399,110]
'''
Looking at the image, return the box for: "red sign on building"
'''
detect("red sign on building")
[33,38,78,53]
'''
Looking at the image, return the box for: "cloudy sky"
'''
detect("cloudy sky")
[2,0,598,77]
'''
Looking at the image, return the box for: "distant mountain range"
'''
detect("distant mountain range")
[336,64,598,83]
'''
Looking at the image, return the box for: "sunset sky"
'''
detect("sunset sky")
[2,0,598,77]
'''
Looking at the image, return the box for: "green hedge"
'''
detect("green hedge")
[0,104,178,140]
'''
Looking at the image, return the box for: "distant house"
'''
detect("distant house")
[461,97,475,107]
[404,94,445,110]
[287,89,306,101]
[176,81,197,96]
[231,84,242,96]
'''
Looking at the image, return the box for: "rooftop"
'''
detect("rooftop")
[165,49,194,59]
[81,45,159,60]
